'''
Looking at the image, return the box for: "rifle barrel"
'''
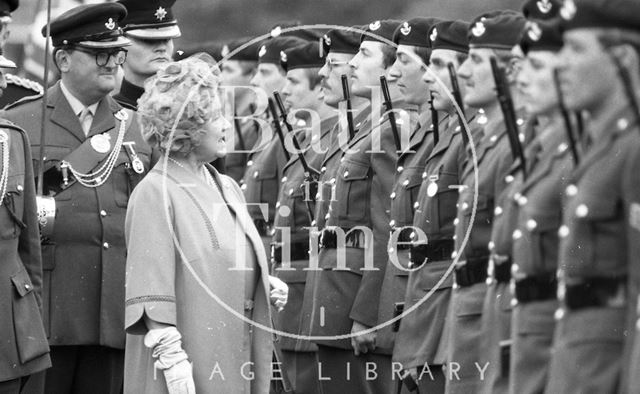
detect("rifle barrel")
[379,76,402,152]
[341,74,355,140]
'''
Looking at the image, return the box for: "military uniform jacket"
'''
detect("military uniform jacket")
[393,116,467,367]
[272,115,337,352]
[308,101,419,349]
[0,74,44,110]
[0,120,51,381]
[2,82,152,349]
[376,111,435,354]
[225,103,261,183]
[241,118,288,226]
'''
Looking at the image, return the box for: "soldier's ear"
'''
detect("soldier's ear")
[55,49,72,73]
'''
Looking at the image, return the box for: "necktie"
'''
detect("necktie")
[78,107,93,135]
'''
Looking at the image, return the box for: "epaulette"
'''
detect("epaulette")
[3,92,43,111]
[5,74,44,95]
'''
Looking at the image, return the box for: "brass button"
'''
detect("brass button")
[413,202,419,209]
[558,225,570,238]
[17,185,24,192]
[390,192,396,199]
[402,179,409,187]
[494,206,503,216]
[281,176,288,182]
[343,170,349,178]
[103,242,110,249]
[24,283,31,291]
[566,184,578,197]
[100,210,107,217]
[397,166,404,173]
[512,229,522,240]
[576,204,589,218]
[526,219,537,230]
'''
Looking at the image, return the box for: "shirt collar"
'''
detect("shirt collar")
[60,81,99,116]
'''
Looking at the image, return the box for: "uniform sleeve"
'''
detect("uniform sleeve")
[493,139,516,203]
[349,125,398,326]
[124,177,178,334]
[16,128,44,308]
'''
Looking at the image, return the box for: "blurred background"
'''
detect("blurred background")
[7,0,520,82]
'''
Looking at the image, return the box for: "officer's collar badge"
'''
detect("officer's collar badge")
[155,6,167,21]
[400,22,411,36]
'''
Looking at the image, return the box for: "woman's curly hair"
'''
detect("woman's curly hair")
[137,53,221,154]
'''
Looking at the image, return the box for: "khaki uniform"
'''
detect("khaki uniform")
[546,109,640,394]
[225,102,260,183]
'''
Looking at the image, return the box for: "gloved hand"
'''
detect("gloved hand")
[144,326,195,394]
[268,275,289,312]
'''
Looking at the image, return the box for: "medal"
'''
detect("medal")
[91,133,111,153]
[123,141,145,174]
[427,175,439,197]
[132,157,145,174]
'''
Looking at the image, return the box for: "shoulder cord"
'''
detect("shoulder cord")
[0,130,9,205]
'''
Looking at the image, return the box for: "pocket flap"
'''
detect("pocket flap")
[254,164,277,180]
[341,161,369,181]
[527,213,562,232]
[11,269,35,297]
[575,199,619,220]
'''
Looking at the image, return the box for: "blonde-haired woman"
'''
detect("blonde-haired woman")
[123,54,287,394]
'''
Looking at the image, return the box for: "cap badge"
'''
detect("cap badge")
[560,0,576,20]
[527,22,542,42]
[155,6,167,21]
[280,51,287,63]
[537,0,553,14]
[400,22,411,36]
[105,18,116,30]
[271,26,282,38]
[259,45,267,58]
[472,21,486,37]
[221,45,230,57]
[323,35,331,47]
[430,28,438,43]
[369,21,381,31]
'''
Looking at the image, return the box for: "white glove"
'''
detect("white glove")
[144,326,195,394]
[269,275,289,312]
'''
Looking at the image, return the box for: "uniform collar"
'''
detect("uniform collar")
[117,77,146,108]
[60,80,99,116]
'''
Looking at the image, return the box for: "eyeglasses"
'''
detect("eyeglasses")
[72,47,128,67]
[323,57,350,71]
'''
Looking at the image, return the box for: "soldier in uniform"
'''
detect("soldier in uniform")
[219,36,262,183]
[271,41,337,394]
[0,0,44,109]
[445,11,525,393]
[113,0,181,111]
[241,34,306,253]
[375,15,440,371]
[0,50,51,394]
[2,3,151,393]
[307,19,420,393]
[545,0,640,392]
[393,19,472,394]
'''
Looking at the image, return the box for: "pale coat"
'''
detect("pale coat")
[123,161,274,394]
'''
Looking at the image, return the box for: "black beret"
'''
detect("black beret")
[117,0,180,39]
[522,0,562,20]
[281,42,324,72]
[174,41,224,61]
[258,36,306,66]
[321,27,361,56]
[44,3,130,49]
[429,20,470,53]
[269,22,323,42]
[393,17,443,48]
[221,37,263,62]
[361,19,403,45]
[0,0,17,17]
[560,0,640,32]
[520,19,564,54]
[468,10,527,50]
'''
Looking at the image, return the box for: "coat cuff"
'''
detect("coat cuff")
[125,295,177,335]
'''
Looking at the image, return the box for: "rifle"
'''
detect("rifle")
[267,98,291,163]
[490,57,527,179]
[272,92,320,223]
[341,74,356,141]
[447,62,468,146]
[552,69,580,166]
[379,76,402,152]
[429,92,439,146]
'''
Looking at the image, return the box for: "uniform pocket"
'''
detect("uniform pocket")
[11,268,50,364]
[526,213,561,273]
[337,160,370,223]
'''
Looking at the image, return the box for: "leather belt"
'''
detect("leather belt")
[390,227,414,250]
[454,256,489,287]
[409,239,455,267]
[271,242,309,263]
[562,277,627,310]
[488,254,512,284]
[253,218,272,237]
[514,273,557,303]
[319,227,366,249]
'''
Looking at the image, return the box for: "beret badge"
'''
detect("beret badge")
[536,0,553,14]
[430,28,438,43]
[271,26,282,38]
[323,34,331,47]
[472,21,486,37]
[560,0,576,20]
[221,45,229,57]
[154,6,167,21]
[259,45,267,57]
[527,22,542,41]
[369,21,381,31]
[280,50,287,63]
[400,22,411,36]
[105,18,116,30]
